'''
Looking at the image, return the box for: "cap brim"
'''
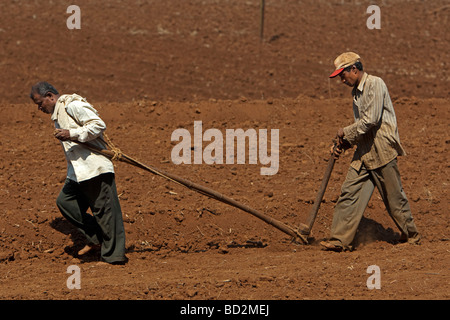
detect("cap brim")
[329,68,344,78]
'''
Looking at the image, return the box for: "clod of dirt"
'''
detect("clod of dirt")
[173,212,185,223]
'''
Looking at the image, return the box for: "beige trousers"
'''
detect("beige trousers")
[329,159,420,249]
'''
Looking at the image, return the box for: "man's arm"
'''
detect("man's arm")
[342,78,384,145]
[60,101,106,142]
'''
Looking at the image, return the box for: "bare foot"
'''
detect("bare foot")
[77,244,101,256]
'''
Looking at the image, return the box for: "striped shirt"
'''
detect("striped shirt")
[342,72,406,171]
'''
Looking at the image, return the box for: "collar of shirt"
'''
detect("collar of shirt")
[51,96,66,122]
[352,72,368,96]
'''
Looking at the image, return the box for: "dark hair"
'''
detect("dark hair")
[30,82,59,99]
[344,61,363,72]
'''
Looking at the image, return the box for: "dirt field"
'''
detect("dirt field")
[0,0,448,304]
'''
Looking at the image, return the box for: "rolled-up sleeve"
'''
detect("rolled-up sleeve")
[66,101,106,142]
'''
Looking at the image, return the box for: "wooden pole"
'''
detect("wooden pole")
[260,0,265,42]
[77,140,308,244]
[298,154,335,236]
[298,144,337,239]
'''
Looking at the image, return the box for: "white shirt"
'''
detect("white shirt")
[51,94,114,182]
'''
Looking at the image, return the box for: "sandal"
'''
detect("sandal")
[320,240,343,252]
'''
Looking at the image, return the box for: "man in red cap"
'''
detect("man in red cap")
[320,52,421,251]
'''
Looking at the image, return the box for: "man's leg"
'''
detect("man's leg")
[325,166,375,250]
[80,173,127,264]
[56,179,102,246]
[370,159,420,244]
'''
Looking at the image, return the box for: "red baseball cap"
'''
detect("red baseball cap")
[329,52,361,78]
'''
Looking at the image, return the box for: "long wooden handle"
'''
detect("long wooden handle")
[300,154,336,235]
[77,141,308,244]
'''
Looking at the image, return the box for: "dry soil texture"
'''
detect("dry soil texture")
[0,0,448,302]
